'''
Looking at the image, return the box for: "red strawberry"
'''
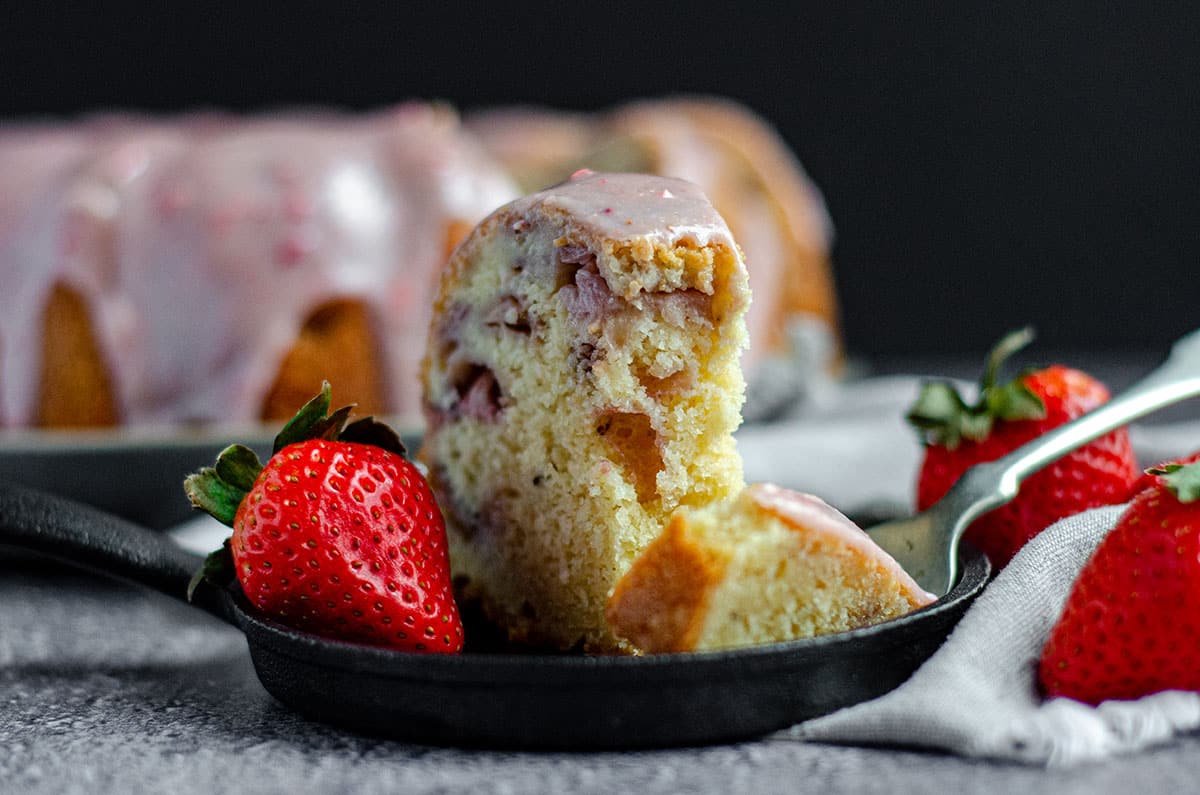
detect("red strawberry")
[1039,460,1200,703]
[1127,451,1200,500]
[185,383,463,653]
[908,328,1139,567]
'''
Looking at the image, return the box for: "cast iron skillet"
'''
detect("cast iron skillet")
[0,480,989,749]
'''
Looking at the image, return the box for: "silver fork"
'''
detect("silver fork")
[868,327,1200,596]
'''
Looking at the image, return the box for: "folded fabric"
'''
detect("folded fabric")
[740,375,1200,766]
[786,505,1200,766]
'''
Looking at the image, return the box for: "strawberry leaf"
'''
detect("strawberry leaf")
[264,381,409,456]
[983,377,1047,423]
[906,381,986,449]
[187,537,235,603]
[981,327,1036,391]
[959,411,995,444]
[213,444,263,493]
[906,327,1045,450]
[341,416,408,457]
[273,381,334,454]
[1148,462,1200,503]
[183,467,248,527]
[906,381,968,433]
[186,382,411,540]
[310,404,355,443]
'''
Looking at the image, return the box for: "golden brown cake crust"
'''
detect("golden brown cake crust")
[37,283,118,428]
[39,292,398,428]
[604,514,729,653]
[607,484,934,654]
[261,299,387,422]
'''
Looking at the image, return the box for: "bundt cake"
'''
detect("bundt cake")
[0,103,516,428]
[606,483,935,653]
[419,170,751,651]
[467,96,839,381]
[0,122,99,427]
[4,96,834,431]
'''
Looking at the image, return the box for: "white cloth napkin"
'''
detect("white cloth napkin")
[787,505,1200,766]
[739,376,1200,766]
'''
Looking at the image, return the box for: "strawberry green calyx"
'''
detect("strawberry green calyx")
[271,381,350,454]
[183,443,263,526]
[182,381,408,602]
[1147,461,1200,503]
[906,327,1047,449]
[186,537,234,602]
[270,381,407,458]
[184,382,408,526]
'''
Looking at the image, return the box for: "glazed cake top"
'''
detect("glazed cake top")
[0,103,516,427]
[748,483,934,605]
[510,169,738,252]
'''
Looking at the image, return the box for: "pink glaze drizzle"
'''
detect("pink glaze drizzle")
[530,169,737,254]
[747,483,935,605]
[0,105,516,427]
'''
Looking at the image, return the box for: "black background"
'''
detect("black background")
[3,3,1198,359]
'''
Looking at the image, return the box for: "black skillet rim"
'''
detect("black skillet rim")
[231,543,991,685]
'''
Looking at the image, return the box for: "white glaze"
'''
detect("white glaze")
[512,169,738,256]
[0,104,516,427]
[747,482,935,605]
[610,100,834,370]
[0,124,93,426]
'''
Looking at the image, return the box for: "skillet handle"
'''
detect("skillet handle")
[0,480,235,624]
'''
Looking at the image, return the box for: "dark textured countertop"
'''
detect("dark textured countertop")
[4,563,1200,794]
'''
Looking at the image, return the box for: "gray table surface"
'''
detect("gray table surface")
[3,563,1200,795]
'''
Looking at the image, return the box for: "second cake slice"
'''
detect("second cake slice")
[606,484,935,653]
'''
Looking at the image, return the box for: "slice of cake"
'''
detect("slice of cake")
[606,483,935,653]
[607,98,838,377]
[467,96,840,385]
[419,170,751,651]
